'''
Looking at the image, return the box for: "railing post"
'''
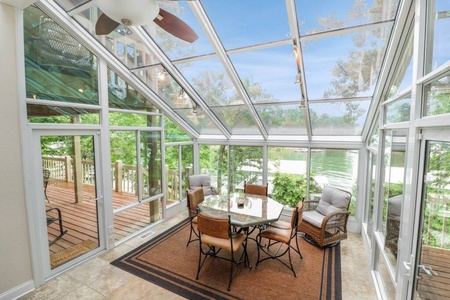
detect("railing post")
[65,156,72,182]
[115,160,123,192]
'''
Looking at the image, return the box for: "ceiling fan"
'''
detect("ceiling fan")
[94,0,199,43]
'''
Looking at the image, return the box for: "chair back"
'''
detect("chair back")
[291,201,305,229]
[188,174,216,196]
[43,168,50,185]
[187,188,204,217]
[244,181,268,196]
[197,213,230,240]
[316,186,351,216]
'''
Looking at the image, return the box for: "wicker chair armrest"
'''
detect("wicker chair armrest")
[303,200,320,211]
[321,210,350,227]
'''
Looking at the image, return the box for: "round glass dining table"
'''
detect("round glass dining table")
[197,193,284,228]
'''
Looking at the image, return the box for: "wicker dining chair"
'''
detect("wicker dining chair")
[298,186,351,248]
[196,213,251,291]
[243,181,268,196]
[186,188,205,246]
[256,201,304,277]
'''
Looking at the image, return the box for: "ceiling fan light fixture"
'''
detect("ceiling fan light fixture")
[95,0,160,27]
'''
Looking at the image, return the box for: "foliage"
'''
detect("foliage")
[271,173,322,207]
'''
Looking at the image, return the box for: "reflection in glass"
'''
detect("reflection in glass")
[211,105,260,134]
[425,0,450,73]
[24,6,98,104]
[296,0,399,36]
[381,130,406,268]
[255,104,307,135]
[108,69,160,113]
[386,28,414,99]
[27,104,100,124]
[385,96,411,124]
[309,100,370,135]
[303,23,392,100]
[424,74,450,116]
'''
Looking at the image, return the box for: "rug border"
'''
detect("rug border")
[111,219,342,300]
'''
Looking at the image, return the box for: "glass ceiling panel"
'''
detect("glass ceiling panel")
[296,0,399,36]
[174,108,221,135]
[309,99,371,135]
[55,0,90,12]
[175,56,243,106]
[229,44,301,103]
[202,0,290,50]
[143,1,215,61]
[132,64,195,110]
[73,7,162,69]
[302,23,393,100]
[210,106,260,134]
[255,104,307,135]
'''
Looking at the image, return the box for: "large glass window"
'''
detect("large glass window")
[381,130,407,269]
[229,146,263,193]
[310,149,359,215]
[423,74,450,117]
[425,0,450,74]
[165,144,193,203]
[268,147,311,207]
[199,145,228,194]
[24,6,98,104]
[385,96,411,124]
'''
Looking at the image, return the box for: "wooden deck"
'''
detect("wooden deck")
[45,180,169,256]
[417,246,450,299]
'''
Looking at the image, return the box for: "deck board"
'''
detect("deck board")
[45,180,170,257]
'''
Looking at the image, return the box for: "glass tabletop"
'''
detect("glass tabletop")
[198,193,285,228]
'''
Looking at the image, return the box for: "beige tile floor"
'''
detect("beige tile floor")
[19,212,378,300]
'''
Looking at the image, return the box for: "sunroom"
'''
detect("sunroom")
[1,0,450,299]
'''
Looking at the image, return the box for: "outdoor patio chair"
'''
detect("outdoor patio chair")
[46,207,68,245]
[244,181,268,196]
[196,213,250,291]
[256,201,304,277]
[186,187,205,246]
[188,174,218,196]
[298,186,351,248]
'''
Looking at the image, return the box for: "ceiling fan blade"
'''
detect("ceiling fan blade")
[95,13,120,35]
[154,8,199,43]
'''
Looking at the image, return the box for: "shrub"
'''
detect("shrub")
[271,173,307,207]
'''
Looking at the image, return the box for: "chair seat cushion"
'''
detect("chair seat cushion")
[201,233,246,252]
[259,226,291,244]
[316,186,350,216]
[302,210,324,228]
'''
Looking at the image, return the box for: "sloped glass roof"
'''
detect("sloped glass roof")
[41,0,400,141]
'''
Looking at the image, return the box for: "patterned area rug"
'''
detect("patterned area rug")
[111,219,341,299]
[50,240,98,269]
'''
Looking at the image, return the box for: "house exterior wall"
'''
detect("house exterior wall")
[0,3,33,297]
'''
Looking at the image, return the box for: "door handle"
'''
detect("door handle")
[418,264,438,279]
